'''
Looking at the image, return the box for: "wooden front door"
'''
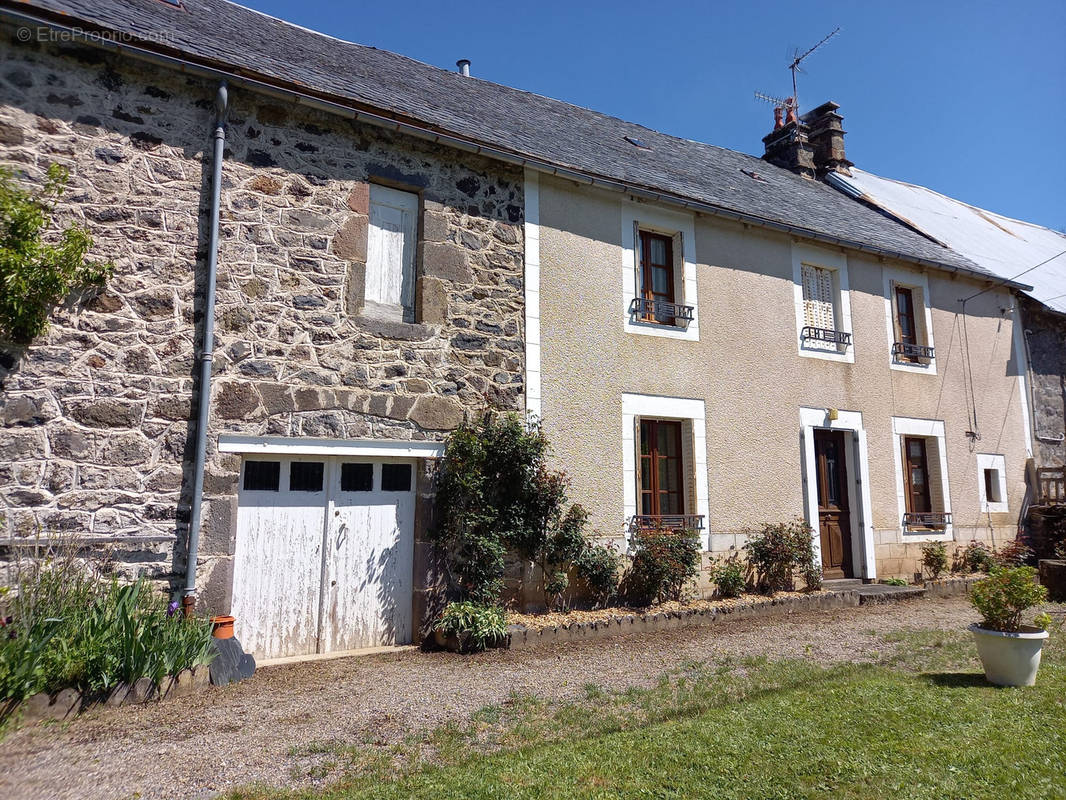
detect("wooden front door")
[813,430,853,579]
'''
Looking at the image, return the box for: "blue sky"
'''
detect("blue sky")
[247,0,1065,232]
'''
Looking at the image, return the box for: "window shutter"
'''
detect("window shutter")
[926,437,945,512]
[802,264,836,332]
[634,221,644,298]
[672,231,684,307]
[681,418,695,516]
[366,185,418,320]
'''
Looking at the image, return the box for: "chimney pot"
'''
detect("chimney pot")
[456,59,471,77]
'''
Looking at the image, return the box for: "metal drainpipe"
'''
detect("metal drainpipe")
[182,81,228,617]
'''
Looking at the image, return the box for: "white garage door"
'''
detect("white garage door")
[231,455,415,659]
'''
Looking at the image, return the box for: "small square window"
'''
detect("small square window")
[341,463,374,492]
[381,463,412,492]
[289,461,324,492]
[243,460,280,491]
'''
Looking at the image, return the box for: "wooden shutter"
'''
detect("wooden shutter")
[366,185,418,319]
[925,437,945,512]
[672,231,685,308]
[801,264,836,331]
[681,418,695,516]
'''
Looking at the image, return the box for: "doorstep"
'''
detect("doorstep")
[256,644,418,669]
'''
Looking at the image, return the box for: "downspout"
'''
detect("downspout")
[182,81,228,616]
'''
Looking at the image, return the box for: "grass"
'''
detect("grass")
[231,621,1066,800]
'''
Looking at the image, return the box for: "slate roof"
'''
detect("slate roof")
[5,0,1014,284]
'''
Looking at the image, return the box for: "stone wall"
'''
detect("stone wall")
[1020,295,1066,468]
[0,28,525,607]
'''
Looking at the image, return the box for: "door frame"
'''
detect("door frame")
[799,407,876,580]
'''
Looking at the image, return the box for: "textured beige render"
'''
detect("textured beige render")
[536,176,1029,580]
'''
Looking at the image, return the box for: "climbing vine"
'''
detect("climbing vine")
[0,164,112,343]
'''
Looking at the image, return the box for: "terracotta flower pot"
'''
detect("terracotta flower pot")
[211,615,235,639]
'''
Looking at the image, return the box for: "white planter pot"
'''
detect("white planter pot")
[969,624,1049,687]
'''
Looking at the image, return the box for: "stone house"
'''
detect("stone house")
[0,0,1046,657]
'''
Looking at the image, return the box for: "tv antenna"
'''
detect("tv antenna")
[788,27,840,114]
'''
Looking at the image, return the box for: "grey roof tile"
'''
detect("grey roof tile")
[11,0,995,279]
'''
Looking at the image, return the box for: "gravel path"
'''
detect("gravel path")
[1,596,983,800]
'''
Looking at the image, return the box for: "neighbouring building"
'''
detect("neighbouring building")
[0,0,1047,658]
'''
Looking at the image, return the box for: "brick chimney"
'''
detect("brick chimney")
[802,101,853,178]
[762,100,853,179]
[762,116,816,179]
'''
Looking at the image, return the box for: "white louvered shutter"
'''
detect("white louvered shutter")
[802,264,836,332]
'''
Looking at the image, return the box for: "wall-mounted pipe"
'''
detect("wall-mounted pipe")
[182,80,228,616]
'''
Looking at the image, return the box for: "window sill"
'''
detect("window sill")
[797,339,855,363]
[889,357,937,375]
[624,314,699,341]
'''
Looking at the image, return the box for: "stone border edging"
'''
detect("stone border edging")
[7,665,212,726]
[506,590,861,651]
[922,576,980,598]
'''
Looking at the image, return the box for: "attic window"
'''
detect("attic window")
[741,168,767,183]
[155,0,185,7]
[625,136,650,150]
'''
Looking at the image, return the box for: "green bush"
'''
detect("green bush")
[959,540,994,573]
[920,541,948,579]
[625,528,701,605]
[993,539,1034,568]
[0,560,214,705]
[710,556,746,599]
[432,412,591,608]
[744,518,820,594]
[970,566,1048,632]
[575,543,622,608]
[432,601,507,652]
[0,164,112,343]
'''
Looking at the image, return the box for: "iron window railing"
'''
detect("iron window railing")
[892,342,935,361]
[801,326,852,348]
[903,511,952,529]
[629,297,695,323]
[629,514,705,532]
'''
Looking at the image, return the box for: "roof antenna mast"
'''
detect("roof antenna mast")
[788,27,840,115]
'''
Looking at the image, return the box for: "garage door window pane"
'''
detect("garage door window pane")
[341,463,374,492]
[381,463,411,492]
[243,461,280,491]
[290,462,324,492]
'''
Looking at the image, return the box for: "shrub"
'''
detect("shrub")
[0,164,113,343]
[0,557,214,705]
[744,518,819,594]
[920,541,948,579]
[882,577,907,587]
[710,555,746,599]
[959,540,994,573]
[432,601,506,652]
[432,412,591,608]
[624,528,701,605]
[993,539,1034,568]
[575,543,622,608]
[970,566,1048,632]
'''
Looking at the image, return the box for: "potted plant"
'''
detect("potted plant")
[968,566,1050,686]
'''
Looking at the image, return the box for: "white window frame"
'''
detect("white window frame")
[791,243,854,363]
[890,416,952,542]
[883,266,937,375]
[976,453,1008,513]
[621,393,709,548]
[621,201,699,341]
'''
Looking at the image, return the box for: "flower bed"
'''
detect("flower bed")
[505,590,849,650]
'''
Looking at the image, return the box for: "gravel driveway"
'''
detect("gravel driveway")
[0,596,984,800]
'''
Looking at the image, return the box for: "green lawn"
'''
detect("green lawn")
[233,626,1066,800]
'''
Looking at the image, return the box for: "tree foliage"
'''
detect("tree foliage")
[0,164,112,343]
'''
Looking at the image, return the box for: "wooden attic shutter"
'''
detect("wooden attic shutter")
[802,264,836,332]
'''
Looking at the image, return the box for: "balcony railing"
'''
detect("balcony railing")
[801,326,852,348]
[892,342,935,361]
[903,511,952,529]
[629,514,705,532]
[629,297,695,323]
